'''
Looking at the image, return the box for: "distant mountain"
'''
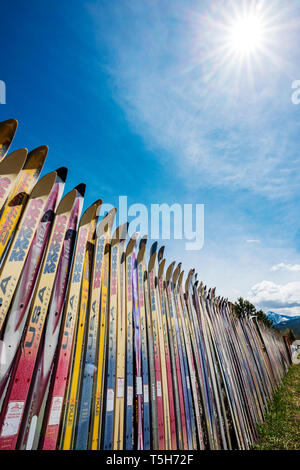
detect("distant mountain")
[267,311,300,338]
[266,311,298,325]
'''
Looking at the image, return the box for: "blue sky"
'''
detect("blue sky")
[2,0,300,315]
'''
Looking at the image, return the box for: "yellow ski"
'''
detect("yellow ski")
[89,208,116,449]
[0,145,47,264]
[113,223,128,450]
[41,202,98,450]
[60,199,102,449]
[0,119,18,160]
[0,171,57,333]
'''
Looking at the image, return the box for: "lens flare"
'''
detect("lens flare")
[228,14,265,55]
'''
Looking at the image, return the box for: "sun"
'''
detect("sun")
[228,13,265,56]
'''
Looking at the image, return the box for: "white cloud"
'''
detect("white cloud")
[270,262,300,272]
[246,239,260,243]
[248,280,300,309]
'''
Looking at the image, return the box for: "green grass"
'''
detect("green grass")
[253,364,300,450]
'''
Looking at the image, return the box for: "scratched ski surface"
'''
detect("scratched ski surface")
[40,201,100,450]
[0,171,56,335]
[148,251,165,450]
[18,185,85,450]
[137,239,150,449]
[0,169,67,401]
[142,238,157,449]
[0,187,76,449]
[103,223,127,449]
[75,208,116,450]
[132,236,145,449]
[157,259,177,450]
[177,271,204,449]
[172,265,195,450]
[90,209,116,450]
[166,262,188,450]
[113,223,128,450]
[124,234,136,450]
[60,200,102,450]
[0,148,27,213]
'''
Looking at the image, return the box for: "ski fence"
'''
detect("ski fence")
[0,119,291,450]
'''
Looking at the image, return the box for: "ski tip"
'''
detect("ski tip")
[30,171,57,198]
[131,231,140,242]
[93,199,103,216]
[157,246,165,263]
[74,183,86,197]
[30,144,49,155]
[172,263,181,285]
[178,270,184,287]
[56,167,68,182]
[139,235,148,250]
[97,207,116,237]
[0,118,18,138]
[137,235,147,264]
[26,145,49,168]
[126,232,139,256]
[119,222,129,241]
[166,261,176,283]
[158,258,166,279]
[79,201,100,227]
[111,222,129,245]
[148,251,156,273]
[150,241,158,256]
[185,269,194,293]
[0,118,18,127]
[0,148,28,174]
[0,119,18,160]
[56,188,77,214]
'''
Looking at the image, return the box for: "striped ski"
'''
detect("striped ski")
[17,185,85,450]
[59,199,102,449]
[185,272,214,448]
[0,169,67,399]
[163,262,183,449]
[113,223,128,450]
[148,252,166,450]
[136,238,150,449]
[90,209,116,449]
[142,237,158,449]
[165,262,188,450]
[75,208,116,450]
[103,223,127,449]
[177,271,204,449]
[132,237,144,449]
[39,201,101,450]
[124,234,136,449]
[157,258,177,449]
[172,265,196,449]
[0,186,76,449]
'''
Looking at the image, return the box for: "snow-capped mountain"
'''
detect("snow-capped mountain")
[267,311,300,338]
[266,311,299,325]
